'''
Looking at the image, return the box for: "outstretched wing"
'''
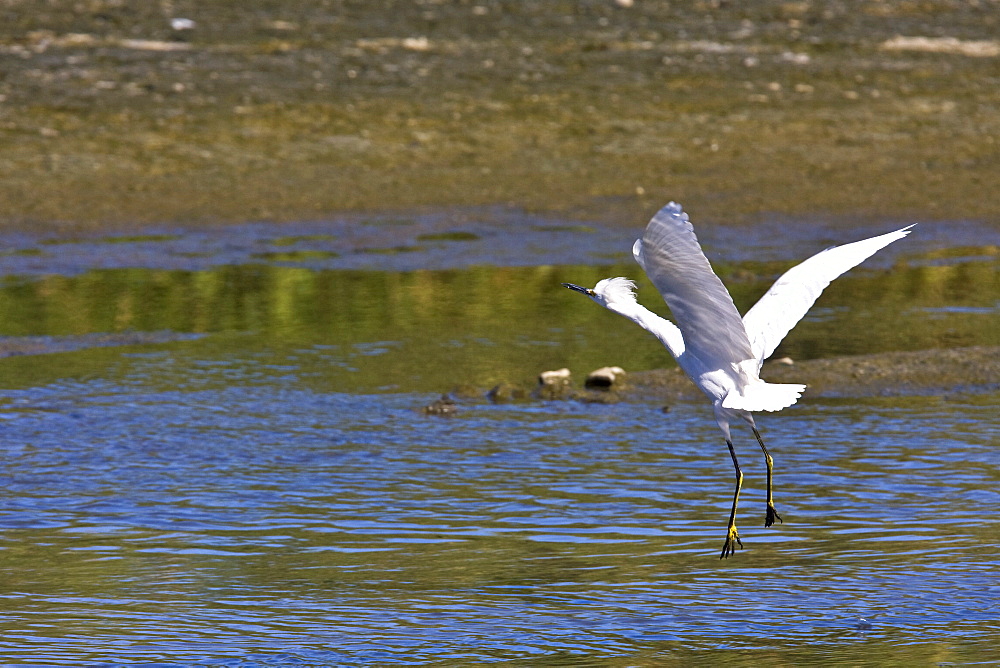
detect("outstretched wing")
[743,225,914,366]
[633,202,754,368]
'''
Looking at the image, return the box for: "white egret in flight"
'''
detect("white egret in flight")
[564,202,912,558]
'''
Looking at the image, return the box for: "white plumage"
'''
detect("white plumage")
[564,201,912,558]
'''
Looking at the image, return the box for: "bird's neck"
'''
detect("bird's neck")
[607,300,685,358]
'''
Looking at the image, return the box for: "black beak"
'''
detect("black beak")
[562,283,594,295]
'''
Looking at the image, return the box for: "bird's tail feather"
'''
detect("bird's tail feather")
[722,382,805,412]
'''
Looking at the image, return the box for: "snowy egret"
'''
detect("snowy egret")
[564,202,912,558]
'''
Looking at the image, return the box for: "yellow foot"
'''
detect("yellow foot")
[764,503,783,528]
[720,525,743,559]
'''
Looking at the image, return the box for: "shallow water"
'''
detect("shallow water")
[0,215,998,663]
[1,378,997,663]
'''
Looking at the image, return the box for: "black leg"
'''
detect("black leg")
[720,439,744,559]
[752,426,783,528]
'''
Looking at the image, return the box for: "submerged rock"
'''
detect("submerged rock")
[574,389,623,404]
[449,384,484,400]
[487,382,528,403]
[423,394,457,416]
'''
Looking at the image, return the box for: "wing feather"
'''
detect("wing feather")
[743,225,914,365]
[633,202,754,368]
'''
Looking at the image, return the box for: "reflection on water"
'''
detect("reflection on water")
[0,252,997,392]
[0,240,997,662]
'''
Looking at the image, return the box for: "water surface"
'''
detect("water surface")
[1,379,997,663]
[0,217,997,663]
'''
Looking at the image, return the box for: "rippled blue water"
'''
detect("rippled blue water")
[1,348,997,663]
[0,218,997,663]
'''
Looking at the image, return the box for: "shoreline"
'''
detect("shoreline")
[619,346,1000,403]
[2,3,999,232]
[3,329,996,400]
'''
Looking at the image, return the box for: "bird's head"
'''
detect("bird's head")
[563,277,638,310]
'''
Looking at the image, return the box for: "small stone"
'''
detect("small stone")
[539,367,571,386]
[169,17,196,31]
[537,367,572,400]
[585,366,626,390]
